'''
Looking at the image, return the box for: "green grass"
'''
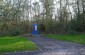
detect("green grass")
[0,36,38,53]
[47,34,85,44]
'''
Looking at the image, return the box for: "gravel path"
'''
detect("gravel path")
[4,36,85,55]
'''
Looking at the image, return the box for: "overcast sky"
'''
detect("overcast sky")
[32,0,39,2]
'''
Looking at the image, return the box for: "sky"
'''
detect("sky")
[12,0,39,3]
[32,0,39,2]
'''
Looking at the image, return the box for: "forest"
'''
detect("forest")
[0,0,85,36]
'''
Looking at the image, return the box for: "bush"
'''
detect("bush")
[11,31,19,36]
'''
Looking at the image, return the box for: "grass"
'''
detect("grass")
[0,36,38,53]
[47,34,85,44]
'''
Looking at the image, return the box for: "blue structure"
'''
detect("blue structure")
[32,23,40,35]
